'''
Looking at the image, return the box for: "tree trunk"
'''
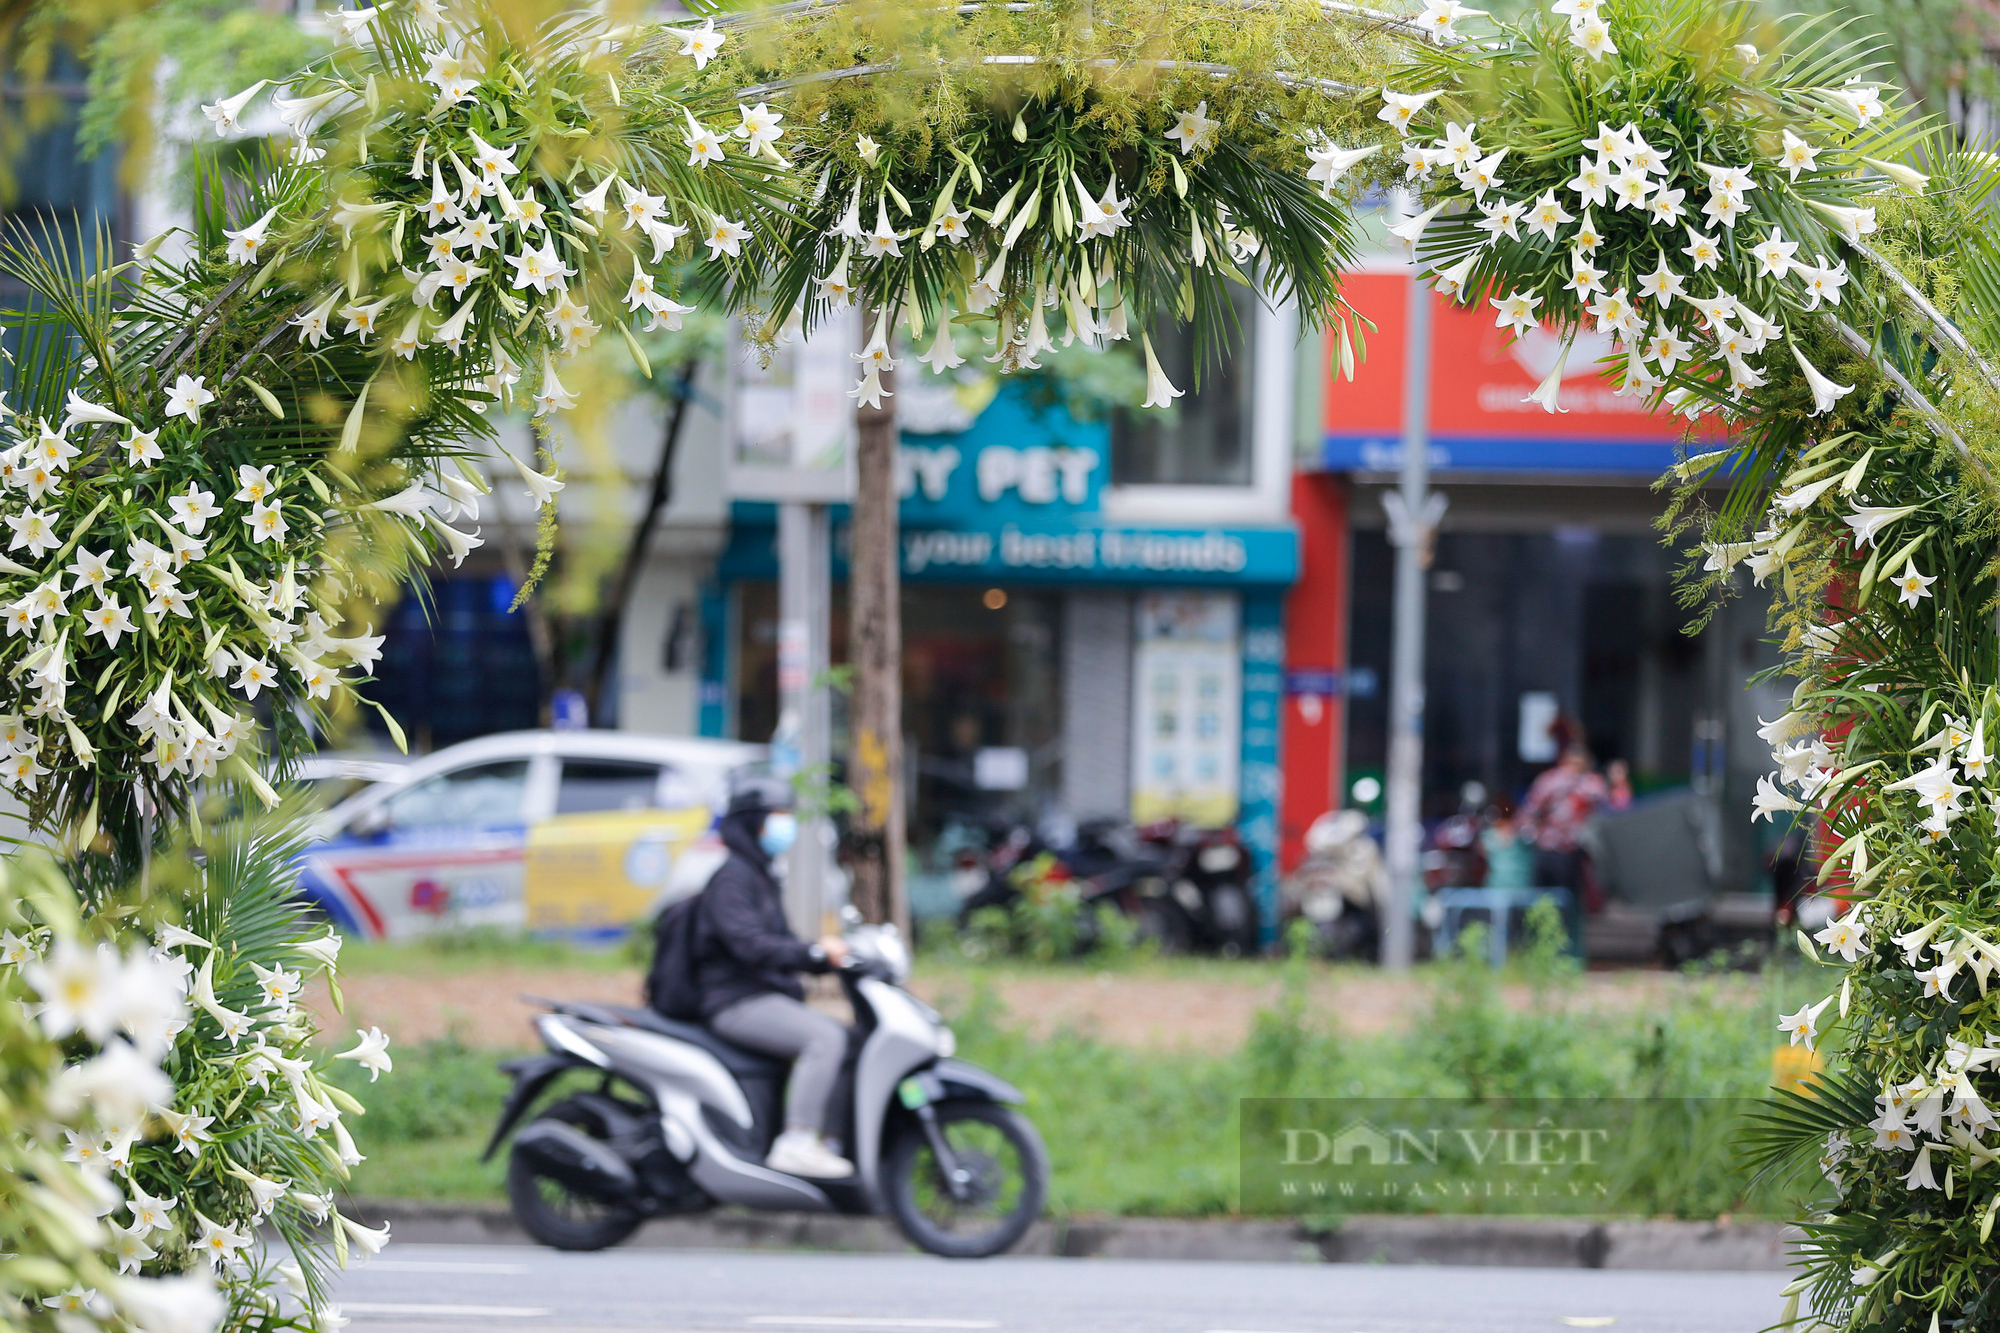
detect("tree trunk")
[848,363,907,936]
[584,358,699,721]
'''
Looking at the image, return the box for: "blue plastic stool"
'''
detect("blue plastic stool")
[1430,886,1575,965]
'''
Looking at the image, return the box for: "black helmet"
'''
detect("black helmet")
[726,771,794,817]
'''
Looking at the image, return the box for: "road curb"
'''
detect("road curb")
[345,1200,1797,1269]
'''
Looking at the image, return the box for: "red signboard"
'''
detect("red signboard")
[1321,269,1719,474]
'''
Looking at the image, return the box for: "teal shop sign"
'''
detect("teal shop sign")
[899,388,1108,523]
[900,523,1297,585]
[719,385,1300,587]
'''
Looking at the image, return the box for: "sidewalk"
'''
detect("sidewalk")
[348,1199,1797,1269]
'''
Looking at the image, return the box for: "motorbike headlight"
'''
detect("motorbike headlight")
[936,1025,957,1058]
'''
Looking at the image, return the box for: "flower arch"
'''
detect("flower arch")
[3,0,2000,1326]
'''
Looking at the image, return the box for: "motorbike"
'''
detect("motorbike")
[1283,809,1385,961]
[1110,821,1260,957]
[484,925,1049,1258]
[954,817,1260,957]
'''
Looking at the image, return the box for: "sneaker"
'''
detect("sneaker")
[766,1129,854,1179]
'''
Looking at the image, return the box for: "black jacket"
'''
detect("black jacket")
[693,814,831,1019]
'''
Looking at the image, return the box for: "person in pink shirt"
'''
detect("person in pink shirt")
[1521,742,1610,918]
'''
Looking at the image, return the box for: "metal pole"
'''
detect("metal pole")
[776,501,828,938]
[802,502,831,934]
[1381,272,1437,972]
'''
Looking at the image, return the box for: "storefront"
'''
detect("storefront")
[702,385,1299,921]
[1284,268,1778,897]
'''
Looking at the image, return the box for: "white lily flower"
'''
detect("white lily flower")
[1751,226,1799,280]
[1778,129,1820,180]
[193,1213,251,1269]
[335,1025,393,1080]
[164,374,215,424]
[1777,996,1833,1050]
[503,449,565,506]
[1304,141,1380,196]
[737,102,785,154]
[223,207,279,266]
[1806,199,1877,245]
[570,174,615,218]
[1139,333,1182,410]
[1377,87,1443,136]
[338,1215,392,1257]
[61,390,130,431]
[677,19,726,69]
[703,217,752,260]
[1570,16,1617,59]
[200,80,267,137]
[1791,346,1854,416]
[326,5,380,43]
[917,317,964,373]
[1774,475,1840,514]
[1387,201,1448,258]
[1490,290,1542,337]
[1163,101,1219,156]
[1842,502,1918,549]
[1525,342,1571,414]
[1888,560,1934,607]
[273,87,344,135]
[847,369,890,410]
[682,108,727,168]
[1415,0,1484,44]
[426,514,482,567]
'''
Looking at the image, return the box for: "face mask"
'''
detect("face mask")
[759,812,798,857]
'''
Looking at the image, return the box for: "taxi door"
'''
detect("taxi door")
[524,758,712,938]
[302,756,550,938]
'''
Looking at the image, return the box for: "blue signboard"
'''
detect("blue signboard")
[1320,436,1686,476]
[1240,592,1285,945]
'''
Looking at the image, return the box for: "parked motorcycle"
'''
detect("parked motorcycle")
[954,817,1260,957]
[1109,821,1260,957]
[484,925,1049,1258]
[1283,809,1385,961]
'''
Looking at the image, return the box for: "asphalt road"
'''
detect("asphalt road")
[327,1242,1786,1333]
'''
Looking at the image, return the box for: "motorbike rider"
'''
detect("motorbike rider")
[693,774,855,1180]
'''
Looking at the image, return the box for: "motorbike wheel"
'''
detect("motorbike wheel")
[1131,897,1191,956]
[886,1100,1048,1259]
[506,1102,644,1252]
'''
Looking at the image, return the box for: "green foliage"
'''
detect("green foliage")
[350,959,1795,1220]
[324,1037,506,1146]
[0,852,160,1333]
[0,827,384,1332]
[707,0,1399,369]
[77,1,326,180]
[1777,0,2000,125]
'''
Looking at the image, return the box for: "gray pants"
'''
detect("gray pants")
[709,993,847,1135]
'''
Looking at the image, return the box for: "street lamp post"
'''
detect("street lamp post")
[1380,272,1444,972]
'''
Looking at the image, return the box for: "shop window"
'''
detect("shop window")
[2,48,125,332]
[369,576,541,749]
[1109,285,1256,487]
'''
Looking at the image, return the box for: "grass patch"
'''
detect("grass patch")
[334,928,647,978]
[328,920,1821,1220]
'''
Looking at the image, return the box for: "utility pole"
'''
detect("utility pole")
[1381,272,1444,972]
[776,501,831,938]
[849,361,908,937]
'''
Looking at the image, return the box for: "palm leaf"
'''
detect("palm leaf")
[1737,1068,1879,1185]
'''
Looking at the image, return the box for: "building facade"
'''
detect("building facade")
[686,305,1304,923]
[1278,267,1779,901]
